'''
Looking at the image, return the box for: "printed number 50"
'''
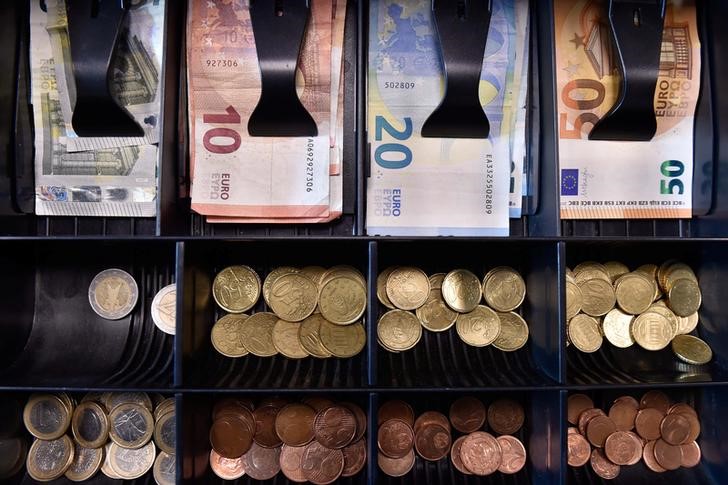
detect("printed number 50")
[374,116,413,169]
[660,160,685,195]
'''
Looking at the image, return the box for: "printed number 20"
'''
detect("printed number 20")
[660,160,685,195]
[375,116,413,169]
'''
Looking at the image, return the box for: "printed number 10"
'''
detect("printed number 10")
[203,106,241,154]
[374,116,413,169]
[660,160,685,195]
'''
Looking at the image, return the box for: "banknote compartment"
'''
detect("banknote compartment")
[0,239,176,387]
[180,391,370,484]
[565,240,728,385]
[372,390,562,485]
[373,239,561,388]
[181,239,370,389]
[566,385,726,484]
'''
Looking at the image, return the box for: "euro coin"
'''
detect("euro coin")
[602,308,635,348]
[455,305,501,347]
[88,268,139,320]
[604,261,629,282]
[492,312,529,351]
[319,276,367,325]
[268,273,318,322]
[298,314,333,358]
[442,269,481,313]
[272,319,308,359]
[64,442,103,482]
[568,314,602,353]
[579,278,616,317]
[23,394,70,440]
[377,267,398,309]
[377,309,422,352]
[211,314,250,358]
[154,409,176,456]
[386,267,430,310]
[212,265,261,313]
[108,441,156,479]
[667,278,702,317]
[153,451,175,485]
[71,401,109,449]
[671,334,712,365]
[319,320,366,358]
[239,312,278,357]
[615,273,654,314]
[482,266,526,312]
[108,403,154,449]
[565,279,583,320]
[416,289,458,332]
[151,283,177,335]
[631,311,673,351]
[27,435,74,481]
[263,266,300,306]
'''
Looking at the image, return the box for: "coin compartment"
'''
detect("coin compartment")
[373,240,561,387]
[0,239,177,387]
[181,239,370,389]
[565,240,728,385]
[566,385,726,484]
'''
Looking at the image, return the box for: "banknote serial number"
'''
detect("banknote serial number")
[383,82,415,89]
[206,59,239,68]
[484,154,494,214]
[305,138,315,192]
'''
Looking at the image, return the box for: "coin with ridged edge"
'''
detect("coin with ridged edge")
[27,435,74,482]
[24,394,70,441]
[455,305,501,347]
[239,312,279,357]
[89,268,139,320]
[153,451,175,485]
[579,278,616,316]
[108,441,156,479]
[298,314,333,358]
[416,289,458,332]
[632,311,673,351]
[272,319,308,359]
[493,312,529,351]
[566,280,583,320]
[319,320,366,358]
[64,442,103,482]
[386,267,430,311]
[318,276,367,325]
[211,314,250,358]
[602,308,635,348]
[377,267,398,309]
[108,403,154,449]
[671,334,712,365]
[442,269,482,313]
[213,265,261,313]
[378,309,422,352]
[668,278,702,317]
[615,273,654,314]
[151,283,177,335]
[568,314,602,353]
[268,273,318,322]
[483,266,526,312]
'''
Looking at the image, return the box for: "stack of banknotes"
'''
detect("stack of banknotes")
[187,0,348,223]
[30,0,164,217]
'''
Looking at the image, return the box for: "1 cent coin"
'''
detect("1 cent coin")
[378,400,415,427]
[460,431,502,476]
[313,406,356,449]
[487,399,525,435]
[301,441,344,485]
[635,408,664,441]
[209,449,245,480]
[275,403,316,447]
[378,449,415,477]
[253,405,282,448]
[450,436,472,475]
[653,438,683,471]
[567,394,594,425]
[567,432,591,467]
[590,448,620,479]
[414,424,451,461]
[241,443,280,480]
[378,419,414,459]
[497,435,527,474]
[449,396,486,433]
[279,445,306,483]
[210,415,253,459]
[341,438,367,477]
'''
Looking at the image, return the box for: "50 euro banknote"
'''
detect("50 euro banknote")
[556,0,700,219]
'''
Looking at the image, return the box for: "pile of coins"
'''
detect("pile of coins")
[566,260,712,364]
[377,397,527,477]
[567,391,701,478]
[209,397,367,483]
[21,392,175,483]
[211,265,367,359]
[377,266,530,352]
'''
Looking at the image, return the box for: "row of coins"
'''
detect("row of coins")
[377,397,527,477]
[567,391,701,479]
[377,266,529,352]
[209,397,367,483]
[566,260,712,363]
[211,265,367,359]
[88,268,176,334]
[21,392,175,483]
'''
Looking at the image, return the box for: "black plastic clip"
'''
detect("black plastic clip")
[66,0,144,137]
[421,0,492,139]
[248,0,317,137]
[589,0,666,141]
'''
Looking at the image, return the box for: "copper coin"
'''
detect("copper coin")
[214,405,255,435]
[487,399,524,435]
[634,408,664,441]
[378,449,415,477]
[449,397,486,433]
[640,391,671,413]
[313,406,356,449]
[590,448,620,479]
[682,412,701,442]
[668,403,698,417]
[660,413,691,445]
[460,431,502,476]
[567,427,579,435]
[377,418,414,459]
[209,415,253,459]
[625,431,645,465]
[253,405,282,448]
[643,440,667,473]
[604,431,640,465]
[279,445,307,483]
[302,397,335,413]
[577,408,605,436]
[275,403,316,446]
[567,394,595,425]
[414,424,451,461]
[241,442,281,480]
[341,438,367,477]
[209,449,245,480]
[450,436,472,475]
[586,415,616,448]
[567,432,591,467]
[614,395,640,409]
[213,398,254,418]
[340,402,367,442]
[260,396,289,409]
[378,400,415,427]
[301,440,344,485]
[608,400,638,431]
[653,438,682,471]
[680,441,701,468]
[414,411,451,435]
[496,435,527,474]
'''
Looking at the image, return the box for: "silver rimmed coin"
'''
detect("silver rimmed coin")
[151,284,176,335]
[88,269,139,320]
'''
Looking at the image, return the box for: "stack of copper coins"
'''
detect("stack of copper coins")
[209,397,367,483]
[567,391,701,479]
[377,397,527,477]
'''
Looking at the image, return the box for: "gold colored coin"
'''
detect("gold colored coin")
[298,314,333,358]
[319,320,366,358]
[272,319,308,359]
[109,403,154,449]
[300,266,327,286]
[482,266,526,312]
[657,260,680,291]
[71,401,109,449]
[377,309,422,351]
[263,266,300,306]
[566,280,583,320]
[27,436,74,481]
[153,451,175,485]
[631,311,673,351]
[23,394,70,440]
[386,267,430,310]
[320,265,367,289]
[211,314,250,358]
[319,276,367,325]
[101,443,120,479]
[568,314,602,353]
[667,278,702,317]
[429,273,446,289]
[677,312,699,335]
[647,304,679,340]
[239,312,279,357]
[602,308,635,348]
[604,261,629,282]
[88,268,139,320]
[671,334,712,365]
[455,305,501,347]
[268,273,318,322]
[442,269,482,313]
[213,265,261,313]
[108,441,156,480]
[578,278,616,317]
[574,268,611,285]
[492,312,529,351]
[615,273,655,314]
[65,442,103,482]
[416,289,458,332]
[377,266,398,309]
[573,261,609,276]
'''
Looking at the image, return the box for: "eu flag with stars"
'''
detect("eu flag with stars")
[561,169,579,196]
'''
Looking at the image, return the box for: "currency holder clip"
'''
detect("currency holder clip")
[588,0,666,141]
[247,0,317,137]
[421,0,492,139]
[65,0,144,137]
